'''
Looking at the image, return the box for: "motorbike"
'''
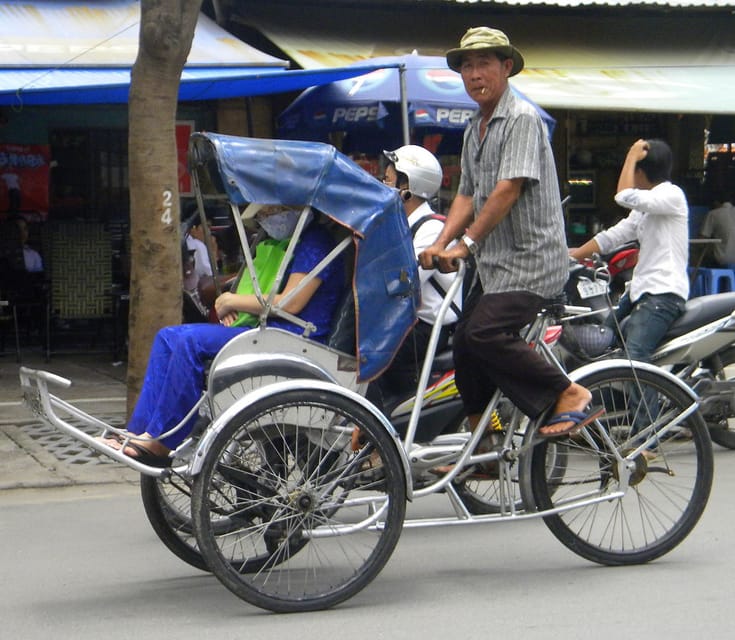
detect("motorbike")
[585,241,638,304]
[560,256,735,449]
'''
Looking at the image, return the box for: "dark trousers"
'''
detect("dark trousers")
[453,291,570,418]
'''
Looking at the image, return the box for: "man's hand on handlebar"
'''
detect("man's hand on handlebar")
[418,242,467,273]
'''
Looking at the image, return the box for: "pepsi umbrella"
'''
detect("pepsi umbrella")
[277,53,555,153]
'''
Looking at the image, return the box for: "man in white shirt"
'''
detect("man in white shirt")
[185,220,214,287]
[374,145,461,401]
[2,171,21,212]
[570,138,688,362]
[700,192,735,267]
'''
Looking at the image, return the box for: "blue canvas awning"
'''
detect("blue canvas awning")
[0,64,398,106]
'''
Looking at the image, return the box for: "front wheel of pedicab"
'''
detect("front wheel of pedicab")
[191,386,407,613]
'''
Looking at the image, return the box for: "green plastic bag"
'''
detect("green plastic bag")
[230,238,290,328]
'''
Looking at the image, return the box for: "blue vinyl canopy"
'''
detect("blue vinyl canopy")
[189,132,420,381]
[0,64,398,107]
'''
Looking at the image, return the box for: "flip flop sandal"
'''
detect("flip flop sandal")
[537,407,605,439]
[121,440,172,468]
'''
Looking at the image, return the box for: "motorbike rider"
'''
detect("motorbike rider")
[371,145,461,405]
[569,138,689,363]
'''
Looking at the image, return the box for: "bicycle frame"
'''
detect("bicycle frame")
[374,259,701,528]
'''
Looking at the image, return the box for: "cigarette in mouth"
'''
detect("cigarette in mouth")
[481,87,486,95]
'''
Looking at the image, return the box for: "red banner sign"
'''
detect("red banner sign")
[0,143,51,218]
[176,121,194,196]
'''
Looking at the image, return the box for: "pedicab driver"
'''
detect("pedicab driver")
[419,26,597,438]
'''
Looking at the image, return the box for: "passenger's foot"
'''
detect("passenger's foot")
[351,427,365,451]
[96,432,171,467]
[538,383,596,438]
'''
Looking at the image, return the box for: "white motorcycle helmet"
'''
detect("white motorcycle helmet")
[383,145,443,200]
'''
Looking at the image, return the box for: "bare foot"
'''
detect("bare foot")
[538,383,593,437]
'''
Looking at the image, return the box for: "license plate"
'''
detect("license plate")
[577,279,608,299]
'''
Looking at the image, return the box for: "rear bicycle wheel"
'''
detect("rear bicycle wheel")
[530,365,713,566]
[191,387,407,612]
[141,470,279,574]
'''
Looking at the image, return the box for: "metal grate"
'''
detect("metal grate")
[23,415,126,465]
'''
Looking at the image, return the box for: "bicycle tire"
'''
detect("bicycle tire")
[702,346,735,449]
[191,387,407,612]
[141,472,278,574]
[140,473,209,572]
[529,365,713,566]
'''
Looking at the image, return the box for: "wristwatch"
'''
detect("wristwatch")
[461,234,478,256]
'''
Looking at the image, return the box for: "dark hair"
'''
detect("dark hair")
[637,139,673,184]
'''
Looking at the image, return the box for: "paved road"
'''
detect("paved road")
[1,447,733,640]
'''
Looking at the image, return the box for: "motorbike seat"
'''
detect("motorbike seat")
[664,291,735,340]
[432,348,454,373]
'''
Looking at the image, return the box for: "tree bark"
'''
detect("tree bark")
[127,0,203,412]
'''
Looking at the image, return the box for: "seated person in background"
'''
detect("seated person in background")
[185,215,215,287]
[699,190,735,267]
[9,214,43,273]
[370,145,461,404]
[102,206,346,466]
[182,211,222,322]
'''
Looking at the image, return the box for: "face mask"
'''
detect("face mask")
[257,208,312,240]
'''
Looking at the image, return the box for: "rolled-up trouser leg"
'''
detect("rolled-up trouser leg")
[453,291,570,418]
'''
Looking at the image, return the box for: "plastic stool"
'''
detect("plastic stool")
[699,268,735,295]
[688,268,706,298]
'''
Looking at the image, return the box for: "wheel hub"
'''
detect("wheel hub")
[612,450,648,486]
[291,490,317,513]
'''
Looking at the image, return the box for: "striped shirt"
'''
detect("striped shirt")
[458,87,568,298]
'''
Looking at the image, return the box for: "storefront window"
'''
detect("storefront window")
[49,128,128,221]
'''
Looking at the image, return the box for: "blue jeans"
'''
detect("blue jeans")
[607,292,685,435]
[608,292,686,363]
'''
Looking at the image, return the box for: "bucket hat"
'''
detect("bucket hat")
[446,27,524,76]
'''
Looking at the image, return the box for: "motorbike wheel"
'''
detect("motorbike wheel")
[453,421,525,514]
[703,346,735,449]
[529,365,713,566]
[191,387,407,613]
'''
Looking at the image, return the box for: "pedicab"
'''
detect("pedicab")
[20,133,713,614]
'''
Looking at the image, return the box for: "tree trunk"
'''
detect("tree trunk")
[127,0,203,412]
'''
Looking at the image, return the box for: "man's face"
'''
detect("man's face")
[381,165,400,189]
[459,51,513,108]
[15,218,29,243]
[189,224,205,241]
